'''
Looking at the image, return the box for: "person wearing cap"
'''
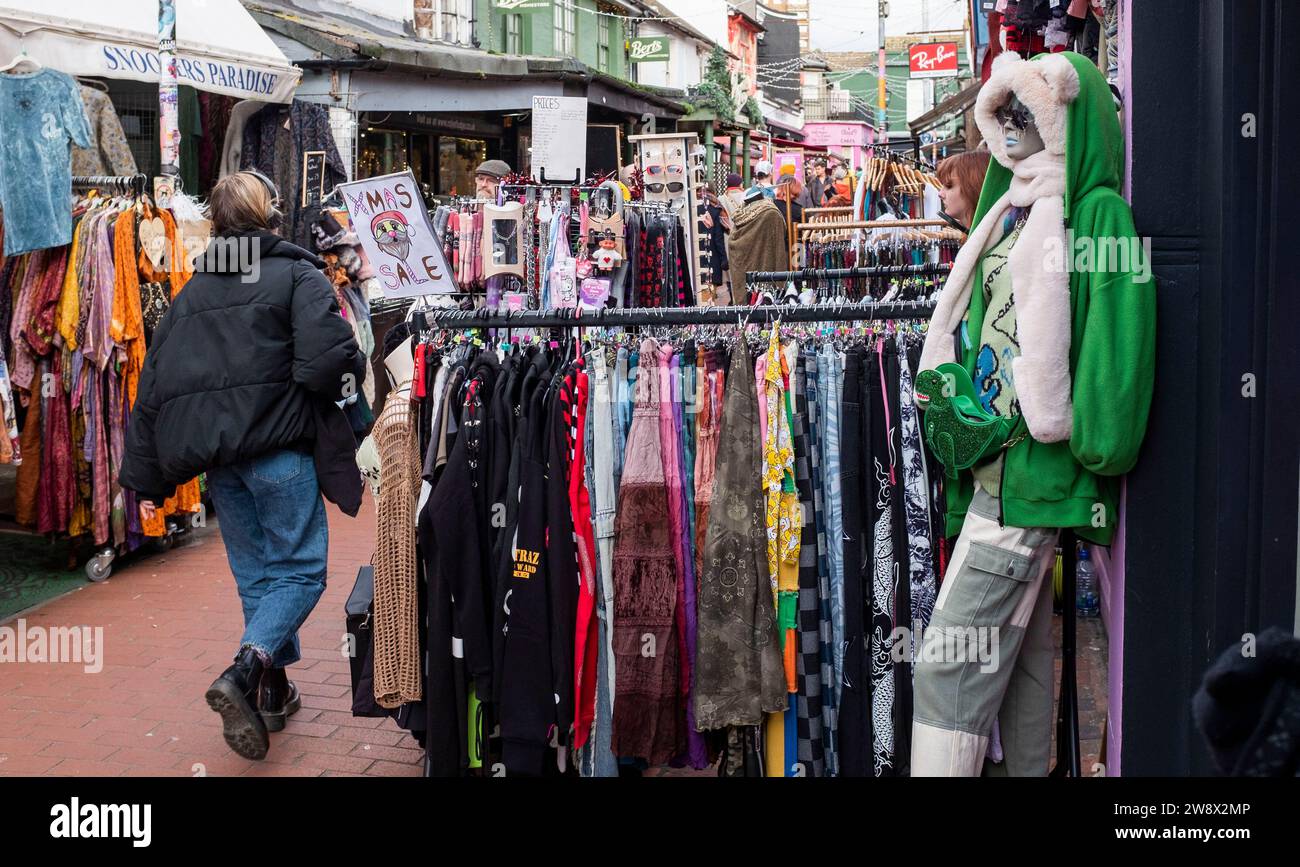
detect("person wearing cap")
[745,159,775,201]
[475,159,511,199]
[721,171,746,217]
[774,170,804,230]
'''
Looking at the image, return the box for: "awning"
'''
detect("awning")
[768,134,826,152]
[0,0,300,103]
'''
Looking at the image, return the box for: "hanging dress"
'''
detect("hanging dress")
[694,343,786,732]
[610,338,684,765]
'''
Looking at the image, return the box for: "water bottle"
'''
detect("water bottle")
[1075,545,1099,618]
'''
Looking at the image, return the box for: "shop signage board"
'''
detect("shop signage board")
[629,36,671,62]
[909,42,960,79]
[530,95,588,184]
[338,170,457,298]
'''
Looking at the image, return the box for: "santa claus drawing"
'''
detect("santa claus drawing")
[370,210,414,264]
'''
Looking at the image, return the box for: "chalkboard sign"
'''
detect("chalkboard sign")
[586,125,622,180]
[301,150,327,207]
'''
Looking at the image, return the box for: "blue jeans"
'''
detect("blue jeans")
[207,448,329,668]
[818,347,845,714]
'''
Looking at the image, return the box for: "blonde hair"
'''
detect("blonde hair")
[210,172,276,235]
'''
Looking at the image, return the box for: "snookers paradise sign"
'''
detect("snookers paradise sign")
[909,42,959,79]
[339,170,457,298]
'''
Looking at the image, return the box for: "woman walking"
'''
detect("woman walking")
[119,171,366,760]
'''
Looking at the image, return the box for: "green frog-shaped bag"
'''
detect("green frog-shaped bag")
[914,362,1027,479]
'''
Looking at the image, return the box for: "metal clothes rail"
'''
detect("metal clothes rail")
[72,174,149,195]
[796,218,950,234]
[411,300,937,332]
[745,263,953,284]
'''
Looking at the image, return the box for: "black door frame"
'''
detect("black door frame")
[1123,0,1300,775]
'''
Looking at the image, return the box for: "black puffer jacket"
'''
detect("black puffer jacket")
[119,231,366,504]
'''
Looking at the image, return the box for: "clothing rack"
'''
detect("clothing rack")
[72,174,149,195]
[865,143,936,172]
[797,218,949,234]
[405,294,1086,777]
[500,182,609,195]
[410,300,936,332]
[745,263,954,284]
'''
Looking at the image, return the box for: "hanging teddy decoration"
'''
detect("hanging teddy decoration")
[591,228,622,272]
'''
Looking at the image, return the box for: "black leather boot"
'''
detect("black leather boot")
[258,666,302,733]
[205,646,269,760]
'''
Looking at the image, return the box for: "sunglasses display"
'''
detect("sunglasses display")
[645,181,685,194]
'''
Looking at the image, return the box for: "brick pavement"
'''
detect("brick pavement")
[0,494,424,777]
[0,491,1108,778]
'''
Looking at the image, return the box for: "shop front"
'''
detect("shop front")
[356,111,506,199]
[803,120,874,172]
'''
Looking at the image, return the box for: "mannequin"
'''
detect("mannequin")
[370,330,422,707]
[384,335,415,397]
[999,95,1046,159]
[356,334,415,494]
[911,52,1155,777]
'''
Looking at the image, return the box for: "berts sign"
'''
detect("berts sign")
[629,37,670,62]
[909,42,959,79]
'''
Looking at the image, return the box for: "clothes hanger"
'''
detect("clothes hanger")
[0,44,41,74]
[76,76,109,93]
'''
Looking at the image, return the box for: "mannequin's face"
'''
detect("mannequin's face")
[997,95,1046,160]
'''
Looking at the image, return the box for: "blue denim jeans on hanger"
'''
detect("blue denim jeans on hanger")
[579,350,621,777]
[207,447,329,668]
[818,346,845,715]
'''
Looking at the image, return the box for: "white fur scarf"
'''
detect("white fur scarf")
[918,149,1074,442]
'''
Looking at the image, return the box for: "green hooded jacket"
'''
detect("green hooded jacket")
[946,52,1155,546]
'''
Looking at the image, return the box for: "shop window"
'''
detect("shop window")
[358,129,410,180]
[504,13,523,54]
[554,0,576,56]
[437,136,488,197]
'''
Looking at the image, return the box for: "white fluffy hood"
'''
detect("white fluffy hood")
[975,52,1080,169]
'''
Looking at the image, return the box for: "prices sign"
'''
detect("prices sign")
[909,42,959,79]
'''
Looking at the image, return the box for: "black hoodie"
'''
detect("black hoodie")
[119,231,366,506]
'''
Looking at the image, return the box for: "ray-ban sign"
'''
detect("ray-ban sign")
[909,42,959,79]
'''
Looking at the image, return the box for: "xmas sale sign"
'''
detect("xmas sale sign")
[339,170,456,298]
